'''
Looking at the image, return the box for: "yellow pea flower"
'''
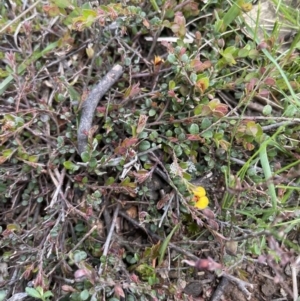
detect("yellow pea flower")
[194,196,209,210]
[185,182,209,210]
[191,186,209,209]
[192,186,206,198]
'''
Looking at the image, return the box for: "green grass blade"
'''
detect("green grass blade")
[158,223,180,265]
[261,49,300,108]
[259,143,277,209]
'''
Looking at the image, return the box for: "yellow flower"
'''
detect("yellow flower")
[191,186,209,209]
[153,55,164,65]
[186,183,209,210]
[194,196,209,210]
[192,186,206,198]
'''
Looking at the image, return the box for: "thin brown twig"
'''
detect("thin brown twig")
[146,27,163,61]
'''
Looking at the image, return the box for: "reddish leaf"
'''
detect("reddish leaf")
[167,137,178,142]
[62,285,77,292]
[213,103,228,118]
[202,208,215,219]
[264,77,276,86]
[207,219,219,231]
[258,89,270,98]
[172,12,186,38]
[114,284,125,298]
[168,90,176,97]
[186,134,205,142]
[130,273,140,283]
[246,78,258,92]
[257,41,269,50]
[123,82,141,99]
[96,106,106,113]
[121,137,139,148]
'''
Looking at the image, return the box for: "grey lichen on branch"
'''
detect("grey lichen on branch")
[77,64,123,155]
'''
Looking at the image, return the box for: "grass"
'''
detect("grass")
[0,0,300,300]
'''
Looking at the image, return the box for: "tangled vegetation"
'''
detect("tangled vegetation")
[0,0,300,300]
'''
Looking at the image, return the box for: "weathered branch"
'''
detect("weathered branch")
[77,64,123,155]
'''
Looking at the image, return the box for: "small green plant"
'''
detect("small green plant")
[25,286,53,301]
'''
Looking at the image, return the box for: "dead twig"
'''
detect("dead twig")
[98,204,120,275]
[210,277,229,301]
[291,256,300,301]
[77,64,123,155]
[223,273,253,300]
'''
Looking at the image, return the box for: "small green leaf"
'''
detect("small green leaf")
[174,145,182,156]
[248,49,259,59]
[105,177,115,185]
[43,291,54,298]
[82,9,97,18]
[74,250,87,263]
[194,104,203,116]
[54,0,73,8]
[263,105,272,115]
[238,48,249,58]
[182,172,192,181]
[3,149,14,158]
[169,80,176,90]
[180,54,189,63]
[284,104,297,117]
[25,287,42,299]
[28,155,38,162]
[139,140,151,151]
[201,118,212,129]
[149,109,156,117]
[67,85,80,101]
[80,289,90,300]
[188,123,199,134]
[81,152,90,162]
[245,72,259,81]
[202,130,213,139]
[63,161,79,171]
[167,53,176,64]
[88,157,97,168]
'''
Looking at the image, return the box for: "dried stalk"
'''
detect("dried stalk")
[77,64,123,155]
